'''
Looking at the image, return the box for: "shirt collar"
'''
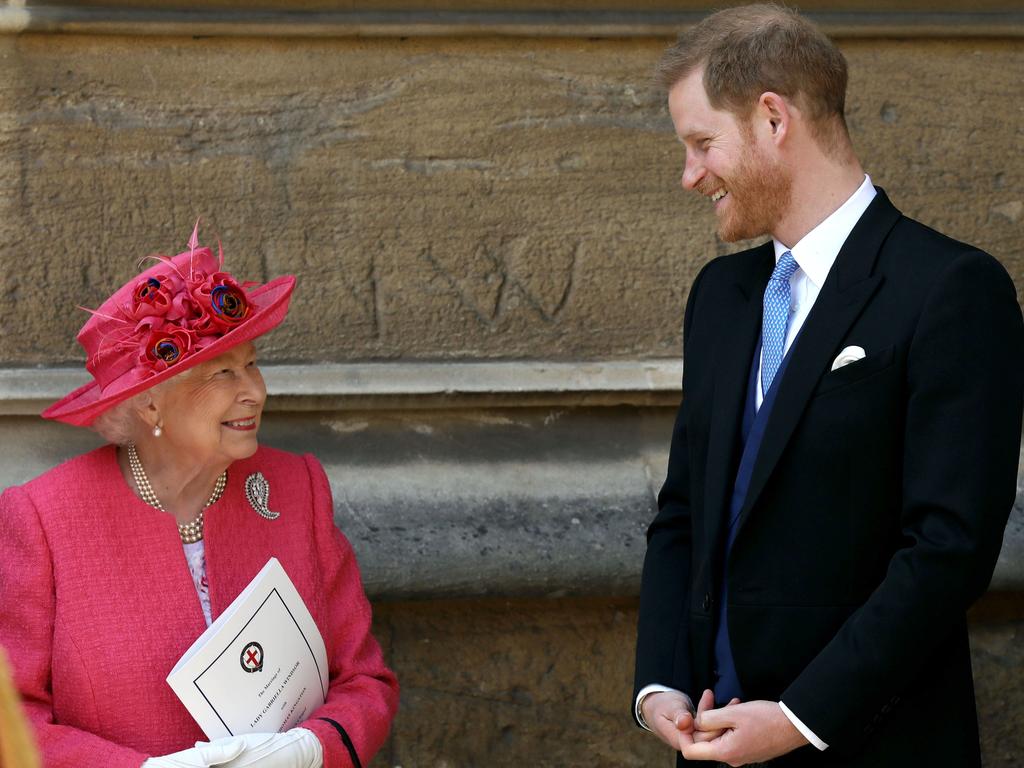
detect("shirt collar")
[773,174,876,288]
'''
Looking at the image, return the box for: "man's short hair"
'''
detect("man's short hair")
[656,3,850,152]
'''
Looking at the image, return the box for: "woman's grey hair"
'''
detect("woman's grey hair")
[90,372,187,445]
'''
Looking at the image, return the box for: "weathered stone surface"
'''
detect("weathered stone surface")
[0,406,668,598]
[368,595,1024,767]
[2,406,1022,597]
[971,596,1024,768]
[0,360,684,416]
[17,1,1024,11]
[0,20,1021,767]
[0,37,1020,365]
[4,5,1022,42]
[996,457,1024,591]
[9,0,1024,18]
[369,598,665,768]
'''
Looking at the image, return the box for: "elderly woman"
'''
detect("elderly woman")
[0,229,398,768]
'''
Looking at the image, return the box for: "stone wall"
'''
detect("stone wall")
[0,3,1022,767]
[1,34,1021,363]
[372,595,1024,768]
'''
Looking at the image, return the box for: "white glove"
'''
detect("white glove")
[143,728,322,768]
[142,738,246,767]
[196,728,323,768]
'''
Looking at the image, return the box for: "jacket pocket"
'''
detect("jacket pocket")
[814,345,896,397]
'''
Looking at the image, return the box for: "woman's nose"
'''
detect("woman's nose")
[239,367,267,407]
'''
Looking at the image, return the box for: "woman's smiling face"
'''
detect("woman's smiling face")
[153,342,266,468]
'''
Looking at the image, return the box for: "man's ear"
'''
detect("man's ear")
[757,91,792,146]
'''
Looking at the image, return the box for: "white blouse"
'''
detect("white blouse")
[182,540,212,626]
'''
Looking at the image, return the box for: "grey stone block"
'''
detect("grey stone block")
[4,403,1020,598]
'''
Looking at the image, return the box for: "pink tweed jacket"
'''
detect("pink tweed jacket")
[0,445,398,768]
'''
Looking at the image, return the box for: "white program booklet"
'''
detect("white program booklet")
[167,557,329,739]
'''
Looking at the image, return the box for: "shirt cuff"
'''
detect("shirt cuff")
[635,684,693,731]
[779,700,828,751]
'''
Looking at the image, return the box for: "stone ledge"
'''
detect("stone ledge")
[0,7,1021,38]
[0,407,1020,599]
[0,361,683,415]
[325,445,1024,600]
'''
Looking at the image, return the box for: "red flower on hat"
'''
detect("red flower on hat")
[119,259,253,371]
[128,272,192,322]
[130,275,171,317]
[141,326,197,372]
[189,272,251,336]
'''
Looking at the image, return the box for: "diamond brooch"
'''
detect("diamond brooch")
[245,472,280,521]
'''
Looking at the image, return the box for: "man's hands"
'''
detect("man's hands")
[687,699,809,765]
[643,692,809,766]
[640,689,739,753]
[641,690,696,752]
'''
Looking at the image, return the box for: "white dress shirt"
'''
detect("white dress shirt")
[758,174,878,407]
[637,175,877,751]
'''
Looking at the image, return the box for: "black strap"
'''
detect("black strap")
[317,717,362,768]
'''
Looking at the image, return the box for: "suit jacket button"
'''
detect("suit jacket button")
[702,593,711,611]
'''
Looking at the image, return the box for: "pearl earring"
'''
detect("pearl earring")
[153,424,163,438]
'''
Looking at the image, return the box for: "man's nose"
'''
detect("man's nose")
[682,155,704,191]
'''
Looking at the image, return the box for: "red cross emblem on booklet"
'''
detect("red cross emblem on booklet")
[240,641,264,673]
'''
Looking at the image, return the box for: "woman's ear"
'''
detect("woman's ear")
[132,391,162,434]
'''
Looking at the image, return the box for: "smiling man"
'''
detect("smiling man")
[632,5,1023,767]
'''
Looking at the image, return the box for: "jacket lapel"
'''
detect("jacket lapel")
[733,189,902,537]
[703,243,774,562]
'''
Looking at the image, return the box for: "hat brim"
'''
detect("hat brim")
[42,275,295,427]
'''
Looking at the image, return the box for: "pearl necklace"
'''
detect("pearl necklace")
[127,443,227,544]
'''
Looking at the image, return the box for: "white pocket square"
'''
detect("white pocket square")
[831,345,866,371]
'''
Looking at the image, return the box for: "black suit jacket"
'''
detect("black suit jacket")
[634,190,1024,767]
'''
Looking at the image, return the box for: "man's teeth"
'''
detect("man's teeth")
[710,190,727,202]
[225,418,255,427]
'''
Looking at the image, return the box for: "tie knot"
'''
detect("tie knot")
[771,250,798,283]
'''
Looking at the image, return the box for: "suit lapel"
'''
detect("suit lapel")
[703,243,774,562]
[733,189,902,538]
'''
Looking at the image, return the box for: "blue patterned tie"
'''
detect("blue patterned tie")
[761,250,799,396]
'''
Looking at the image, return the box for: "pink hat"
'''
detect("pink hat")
[43,225,295,427]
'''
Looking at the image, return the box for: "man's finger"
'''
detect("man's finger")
[691,726,725,744]
[697,688,715,713]
[672,710,695,731]
[695,706,734,732]
[680,740,726,762]
[675,726,695,751]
